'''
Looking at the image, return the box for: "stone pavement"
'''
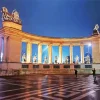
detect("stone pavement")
[0,74,100,100]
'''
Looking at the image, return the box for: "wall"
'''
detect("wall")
[7,36,22,62]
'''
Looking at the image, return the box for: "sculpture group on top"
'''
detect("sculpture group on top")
[1,7,22,24]
[93,24,99,35]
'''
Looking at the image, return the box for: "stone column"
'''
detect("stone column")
[38,43,42,63]
[48,44,52,64]
[0,37,2,55]
[26,42,32,63]
[3,36,7,62]
[70,45,73,64]
[0,37,2,61]
[59,45,62,63]
[80,44,84,63]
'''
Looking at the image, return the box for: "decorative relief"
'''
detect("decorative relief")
[1,7,22,25]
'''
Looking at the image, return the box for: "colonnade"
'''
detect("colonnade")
[0,37,88,64]
[25,42,85,64]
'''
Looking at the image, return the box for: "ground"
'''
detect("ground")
[0,74,100,100]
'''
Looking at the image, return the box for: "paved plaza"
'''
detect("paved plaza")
[0,74,100,100]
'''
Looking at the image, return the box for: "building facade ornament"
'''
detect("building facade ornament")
[1,7,22,25]
[93,24,99,35]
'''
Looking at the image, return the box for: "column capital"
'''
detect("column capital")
[26,40,32,44]
[59,44,63,46]
[3,36,9,40]
[69,43,73,46]
[38,42,42,45]
[48,43,52,46]
[80,42,84,46]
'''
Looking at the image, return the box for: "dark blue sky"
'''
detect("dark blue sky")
[0,0,100,38]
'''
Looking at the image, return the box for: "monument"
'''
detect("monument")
[0,7,100,70]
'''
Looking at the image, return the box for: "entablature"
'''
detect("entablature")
[0,27,100,45]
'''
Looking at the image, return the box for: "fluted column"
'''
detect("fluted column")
[48,44,52,64]
[3,36,7,62]
[26,42,32,63]
[70,45,73,64]
[80,44,84,63]
[38,43,42,63]
[59,45,62,63]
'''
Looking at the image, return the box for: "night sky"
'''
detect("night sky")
[0,0,98,62]
[0,0,100,38]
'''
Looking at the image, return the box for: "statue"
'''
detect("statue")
[85,55,90,64]
[1,7,9,21]
[33,54,37,63]
[22,53,26,63]
[75,55,79,64]
[0,52,3,62]
[44,56,48,64]
[65,56,69,64]
[12,10,19,20]
[1,7,22,24]
[55,56,58,64]
[1,7,8,13]
[93,24,99,34]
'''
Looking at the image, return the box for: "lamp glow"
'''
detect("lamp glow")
[88,43,91,47]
